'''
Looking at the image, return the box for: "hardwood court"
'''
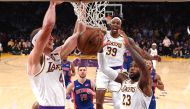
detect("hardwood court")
[0,54,190,109]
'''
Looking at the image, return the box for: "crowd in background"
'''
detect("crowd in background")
[0,2,190,58]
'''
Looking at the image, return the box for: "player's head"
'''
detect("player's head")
[128,61,141,81]
[62,56,68,62]
[78,65,87,79]
[145,60,153,71]
[30,28,54,53]
[151,43,157,50]
[110,17,122,34]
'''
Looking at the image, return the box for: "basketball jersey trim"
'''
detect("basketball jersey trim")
[34,54,45,77]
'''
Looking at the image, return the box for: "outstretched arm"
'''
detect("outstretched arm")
[28,0,62,76]
[155,74,164,90]
[119,30,161,61]
[123,35,152,97]
[128,37,161,61]
[59,21,86,58]
[97,50,128,84]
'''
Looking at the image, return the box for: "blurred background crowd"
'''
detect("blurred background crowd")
[0,2,190,58]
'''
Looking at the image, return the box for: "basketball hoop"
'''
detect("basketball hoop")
[71,1,109,29]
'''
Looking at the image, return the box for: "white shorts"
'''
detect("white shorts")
[152,60,157,69]
[96,69,121,92]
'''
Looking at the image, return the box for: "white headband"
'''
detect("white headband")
[111,17,122,24]
[152,43,157,46]
[32,30,42,45]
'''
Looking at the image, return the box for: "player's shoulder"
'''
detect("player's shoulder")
[52,47,61,54]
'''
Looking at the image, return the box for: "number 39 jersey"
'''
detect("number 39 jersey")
[120,80,152,109]
[103,31,126,67]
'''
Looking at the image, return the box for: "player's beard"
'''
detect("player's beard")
[129,73,140,81]
[79,75,86,79]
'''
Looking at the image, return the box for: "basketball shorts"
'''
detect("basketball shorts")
[96,66,122,92]
[39,105,65,109]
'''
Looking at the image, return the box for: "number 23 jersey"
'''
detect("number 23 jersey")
[120,80,152,109]
[103,31,126,67]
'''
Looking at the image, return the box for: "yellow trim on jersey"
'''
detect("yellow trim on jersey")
[34,54,45,77]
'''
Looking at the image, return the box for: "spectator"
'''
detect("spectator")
[0,41,3,60]
[162,36,171,56]
[7,39,14,50]
[11,42,21,55]
[22,40,30,55]
[172,42,183,58]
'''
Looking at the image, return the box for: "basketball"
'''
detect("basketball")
[77,28,104,55]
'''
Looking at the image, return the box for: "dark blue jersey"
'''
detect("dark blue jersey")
[149,69,157,109]
[123,50,133,71]
[73,79,94,109]
[151,69,157,96]
[61,61,71,87]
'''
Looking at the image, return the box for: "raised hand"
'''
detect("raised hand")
[51,0,64,5]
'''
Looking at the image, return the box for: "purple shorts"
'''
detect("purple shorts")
[39,105,65,109]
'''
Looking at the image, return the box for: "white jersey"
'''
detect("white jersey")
[120,79,152,109]
[0,43,2,51]
[28,51,66,106]
[150,48,158,56]
[103,31,126,67]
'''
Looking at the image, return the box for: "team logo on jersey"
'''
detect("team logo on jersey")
[121,85,136,92]
[47,62,62,72]
[107,40,122,48]
[76,88,89,94]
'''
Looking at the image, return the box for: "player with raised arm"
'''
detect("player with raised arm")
[96,17,126,109]
[27,0,86,108]
[97,32,152,109]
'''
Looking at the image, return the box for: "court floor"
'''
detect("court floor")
[0,54,190,109]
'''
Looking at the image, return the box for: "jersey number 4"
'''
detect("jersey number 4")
[106,47,117,56]
[59,73,64,87]
[123,94,131,106]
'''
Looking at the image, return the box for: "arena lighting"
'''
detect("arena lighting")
[187,27,190,35]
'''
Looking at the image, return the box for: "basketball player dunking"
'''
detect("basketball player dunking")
[27,0,86,109]
[97,34,152,109]
[66,65,95,109]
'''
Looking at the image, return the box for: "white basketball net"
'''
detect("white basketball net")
[71,1,109,29]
